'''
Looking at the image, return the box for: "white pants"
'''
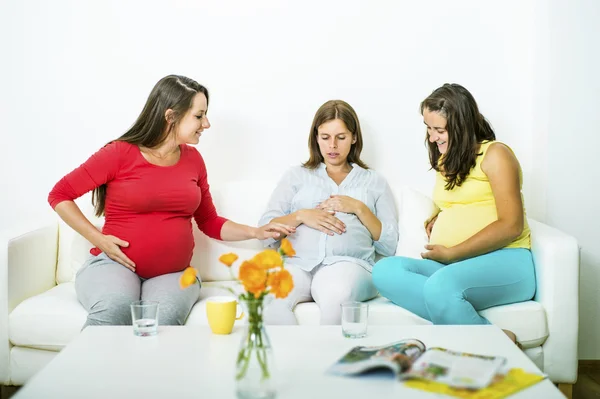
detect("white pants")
[264,261,378,325]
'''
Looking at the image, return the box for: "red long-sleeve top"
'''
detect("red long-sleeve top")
[48,141,228,279]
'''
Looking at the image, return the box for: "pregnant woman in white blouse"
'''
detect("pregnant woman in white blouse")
[259,100,399,325]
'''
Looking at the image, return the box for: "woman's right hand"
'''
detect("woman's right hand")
[53,201,136,271]
[297,209,346,236]
[97,234,136,271]
[425,215,438,239]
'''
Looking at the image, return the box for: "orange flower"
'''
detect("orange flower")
[219,253,239,267]
[180,267,198,289]
[280,238,296,257]
[238,261,267,298]
[267,269,294,299]
[252,249,283,270]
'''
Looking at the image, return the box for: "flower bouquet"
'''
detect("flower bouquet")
[180,238,296,399]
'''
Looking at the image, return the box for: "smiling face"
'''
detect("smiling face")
[423,107,449,154]
[174,92,211,145]
[316,118,356,168]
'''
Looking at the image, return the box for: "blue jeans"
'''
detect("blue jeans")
[372,248,536,325]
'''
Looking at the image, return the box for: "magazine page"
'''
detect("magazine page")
[403,347,507,389]
[328,339,426,376]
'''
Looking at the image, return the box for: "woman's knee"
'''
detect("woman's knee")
[315,288,346,325]
[312,282,354,325]
[372,257,404,292]
[86,293,137,326]
[423,271,457,297]
[264,297,297,325]
[422,274,461,320]
[159,302,192,326]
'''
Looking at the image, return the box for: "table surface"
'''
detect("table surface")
[14,325,563,399]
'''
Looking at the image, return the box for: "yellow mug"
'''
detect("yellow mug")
[206,296,244,334]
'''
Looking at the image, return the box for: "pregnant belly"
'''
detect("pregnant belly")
[285,214,373,260]
[103,217,194,279]
[429,205,498,248]
[327,213,373,258]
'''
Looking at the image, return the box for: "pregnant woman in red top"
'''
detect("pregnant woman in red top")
[48,75,295,328]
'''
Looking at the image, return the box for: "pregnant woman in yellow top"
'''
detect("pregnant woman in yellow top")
[373,84,535,341]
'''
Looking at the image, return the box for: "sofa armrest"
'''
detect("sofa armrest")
[3,223,59,312]
[528,218,579,383]
[0,223,58,384]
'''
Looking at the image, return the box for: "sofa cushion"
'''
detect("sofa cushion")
[296,296,547,349]
[10,282,547,351]
[9,283,87,350]
[295,295,429,326]
[394,186,438,259]
[9,346,58,386]
[9,281,248,350]
[523,346,544,371]
[56,196,104,284]
[479,300,548,348]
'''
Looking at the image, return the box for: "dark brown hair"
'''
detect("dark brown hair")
[93,75,209,216]
[303,100,368,169]
[420,83,495,190]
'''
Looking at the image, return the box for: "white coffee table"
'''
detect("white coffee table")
[14,325,563,398]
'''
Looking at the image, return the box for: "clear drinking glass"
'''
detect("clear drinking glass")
[341,301,368,338]
[130,300,159,337]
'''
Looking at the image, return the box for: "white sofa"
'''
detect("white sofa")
[0,181,579,387]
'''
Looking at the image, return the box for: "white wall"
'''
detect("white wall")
[0,1,598,357]
[0,0,536,225]
[542,0,600,360]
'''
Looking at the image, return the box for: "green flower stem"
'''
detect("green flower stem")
[236,296,270,381]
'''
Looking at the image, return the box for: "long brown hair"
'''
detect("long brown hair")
[303,100,368,169]
[420,83,495,190]
[92,75,209,216]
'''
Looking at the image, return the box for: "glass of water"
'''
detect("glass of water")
[130,300,159,337]
[341,301,368,338]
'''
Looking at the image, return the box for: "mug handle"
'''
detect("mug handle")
[236,302,245,320]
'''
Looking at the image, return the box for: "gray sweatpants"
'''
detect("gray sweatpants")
[75,253,201,329]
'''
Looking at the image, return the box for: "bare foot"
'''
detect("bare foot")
[503,329,523,350]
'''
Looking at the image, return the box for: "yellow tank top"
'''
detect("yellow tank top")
[428,141,531,249]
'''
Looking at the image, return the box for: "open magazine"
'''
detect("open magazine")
[328,339,507,390]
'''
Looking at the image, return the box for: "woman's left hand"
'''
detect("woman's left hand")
[317,195,363,215]
[254,222,296,240]
[421,244,456,264]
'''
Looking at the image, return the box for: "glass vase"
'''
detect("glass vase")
[235,296,276,399]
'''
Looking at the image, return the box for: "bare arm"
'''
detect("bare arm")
[219,220,295,241]
[444,143,524,262]
[425,214,438,239]
[269,213,303,229]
